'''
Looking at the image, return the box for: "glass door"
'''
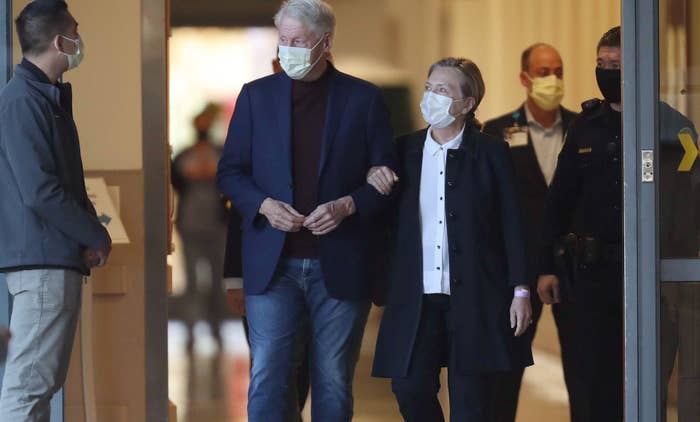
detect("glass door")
[658,1,700,421]
[623,0,700,420]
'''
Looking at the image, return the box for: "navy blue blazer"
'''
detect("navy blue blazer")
[217,65,396,300]
[482,105,577,286]
[372,126,533,377]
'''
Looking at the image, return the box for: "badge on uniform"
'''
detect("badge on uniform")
[503,125,529,148]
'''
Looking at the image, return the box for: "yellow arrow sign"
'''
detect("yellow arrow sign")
[677,128,699,172]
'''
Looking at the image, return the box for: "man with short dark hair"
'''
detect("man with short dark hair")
[0,1,111,420]
[482,43,580,422]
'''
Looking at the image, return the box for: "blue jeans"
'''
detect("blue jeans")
[0,269,83,422]
[246,259,370,422]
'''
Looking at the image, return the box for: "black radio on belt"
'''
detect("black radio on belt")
[563,235,622,266]
[553,233,579,301]
[580,237,600,264]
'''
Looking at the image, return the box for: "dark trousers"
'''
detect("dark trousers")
[490,293,580,421]
[570,268,624,422]
[180,231,227,343]
[391,294,495,422]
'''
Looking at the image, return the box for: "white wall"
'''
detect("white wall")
[447,0,621,121]
[328,0,621,127]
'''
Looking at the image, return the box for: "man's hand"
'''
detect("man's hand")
[367,166,399,196]
[259,198,306,232]
[537,274,561,304]
[304,196,356,236]
[83,249,100,268]
[95,241,111,267]
[226,288,246,316]
[510,286,533,337]
[84,241,112,268]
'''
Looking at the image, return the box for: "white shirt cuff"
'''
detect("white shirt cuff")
[223,277,243,290]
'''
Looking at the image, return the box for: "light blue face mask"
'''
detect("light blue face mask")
[420,91,467,129]
[56,35,85,70]
[277,35,325,80]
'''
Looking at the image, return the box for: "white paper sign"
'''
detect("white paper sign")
[84,177,130,244]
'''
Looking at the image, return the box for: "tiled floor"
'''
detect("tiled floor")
[168,305,572,422]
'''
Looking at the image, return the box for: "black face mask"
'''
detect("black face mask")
[596,67,622,103]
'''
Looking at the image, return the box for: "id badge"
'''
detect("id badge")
[503,126,529,148]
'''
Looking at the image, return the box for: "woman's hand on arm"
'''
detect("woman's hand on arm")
[366,166,399,196]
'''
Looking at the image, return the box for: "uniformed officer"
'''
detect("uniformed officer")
[537,26,624,422]
[482,43,580,422]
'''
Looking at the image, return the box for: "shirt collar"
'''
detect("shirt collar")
[20,58,54,85]
[425,125,465,156]
[524,102,563,131]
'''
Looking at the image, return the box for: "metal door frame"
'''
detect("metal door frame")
[623,0,660,418]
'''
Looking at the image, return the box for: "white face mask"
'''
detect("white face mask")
[420,91,466,129]
[527,74,564,111]
[277,36,325,80]
[56,35,85,71]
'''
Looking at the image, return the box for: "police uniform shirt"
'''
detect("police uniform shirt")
[540,99,623,275]
[524,103,565,186]
[420,125,465,295]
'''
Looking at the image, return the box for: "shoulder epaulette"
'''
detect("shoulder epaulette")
[580,98,603,112]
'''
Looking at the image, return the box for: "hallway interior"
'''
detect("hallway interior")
[168,304,572,421]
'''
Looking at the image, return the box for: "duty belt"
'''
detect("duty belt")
[565,235,623,265]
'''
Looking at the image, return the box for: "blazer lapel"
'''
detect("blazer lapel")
[405,131,425,192]
[449,127,478,235]
[319,68,349,178]
[517,105,549,189]
[273,73,293,180]
[404,131,426,275]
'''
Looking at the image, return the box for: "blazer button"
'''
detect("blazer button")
[447,181,455,188]
[448,211,457,219]
[451,278,461,287]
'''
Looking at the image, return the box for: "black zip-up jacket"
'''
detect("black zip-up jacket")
[0,59,109,274]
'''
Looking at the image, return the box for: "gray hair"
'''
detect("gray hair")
[273,0,336,37]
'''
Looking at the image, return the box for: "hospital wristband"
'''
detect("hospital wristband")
[514,289,531,298]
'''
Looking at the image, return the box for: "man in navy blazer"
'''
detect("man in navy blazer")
[216,1,395,420]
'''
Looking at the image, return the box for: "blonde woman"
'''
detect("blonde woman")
[370,58,533,421]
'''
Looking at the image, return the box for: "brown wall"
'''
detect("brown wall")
[65,171,146,422]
